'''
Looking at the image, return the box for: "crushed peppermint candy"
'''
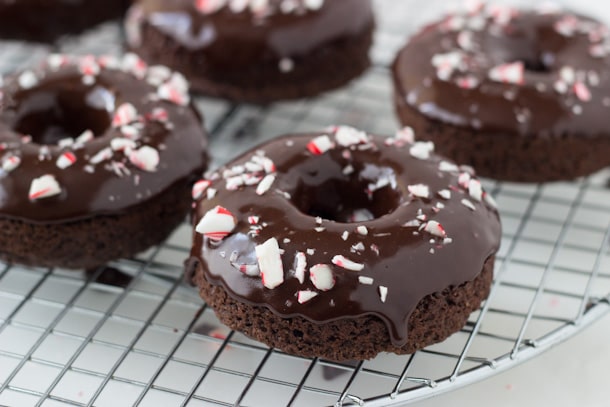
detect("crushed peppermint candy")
[379,286,388,303]
[297,290,318,304]
[129,146,160,172]
[409,141,434,160]
[408,184,430,199]
[293,252,307,284]
[56,152,77,169]
[307,134,334,155]
[28,174,62,200]
[356,225,368,236]
[423,220,447,238]
[256,174,275,195]
[331,255,364,271]
[461,198,476,211]
[192,179,212,200]
[332,125,370,147]
[196,205,237,241]
[256,237,285,289]
[309,264,335,291]
[2,154,21,172]
[358,276,374,285]
[488,62,524,85]
[112,103,138,128]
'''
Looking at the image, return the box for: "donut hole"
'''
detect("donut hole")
[291,161,401,223]
[12,78,115,145]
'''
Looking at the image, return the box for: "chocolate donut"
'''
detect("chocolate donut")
[187,126,501,361]
[0,54,208,269]
[0,0,129,43]
[125,0,374,102]
[392,4,610,182]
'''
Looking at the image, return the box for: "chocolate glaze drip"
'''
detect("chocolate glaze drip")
[126,0,373,71]
[189,130,501,347]
[393,8,610,136]
[0,56,208,223]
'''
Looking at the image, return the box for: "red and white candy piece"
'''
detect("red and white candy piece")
[331,255,364,271]
[232,262,260,276]
[89,147,113,165]
[488,62,524,85]
[297,290,318,304]
[56,152,77,169]
[78,55,100,81]
[121,53,148,79]
[129,146,159,172]
[147,107,169,123]
[423,220,447,238]
[309,264,335,291]
[307,134,334,155]
[110,137,137,152]
[256,237,285,289]
[192,179,212,200]
[293,251,307,284]
[28,174,61,201]
[196,205,237,241]
[112,103,138,128]
[2,154,21,172]
[75,129,94,146]
[431,51,464,81]
[158,73,190,106]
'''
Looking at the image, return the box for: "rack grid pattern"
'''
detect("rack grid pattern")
[1,1,610,406]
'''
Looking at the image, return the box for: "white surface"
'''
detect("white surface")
[417,313,610,407]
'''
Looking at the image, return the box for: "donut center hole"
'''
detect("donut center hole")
[12,79,115,145]
[291,162,401,223]
[521,52,554,73]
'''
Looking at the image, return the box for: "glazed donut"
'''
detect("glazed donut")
[0,53,208,269]
[187,126,501,361]
[0,0,129,43]
[125,0,375,102]
[392,4,610,182]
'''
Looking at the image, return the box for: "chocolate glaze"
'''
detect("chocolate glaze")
[189,129,501,347]
[0,55,208,223]
[393,8,610,136]
[0,0,129,42]
[126,0,373,75]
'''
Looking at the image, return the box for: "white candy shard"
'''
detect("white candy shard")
[256,174,275,195]
[89,147,113,164]
[293,251,307,284]
[356,225,368,236]
[129,146,159,172]
[331,255,364,271]
[358,276,374,285]
[461,198,476,211]
[468,179,483,201]
[28,174,61,200]
[196,205,237,241]
[409,141,434,160]
[439,160,459,172]
[333,126,369,147]
[110,137,137,151]
[256,237,285,289]
[297,290,318,304]
[408,184,430,199]
[18,70,38,89]
[437,189,451,200]
[309,264,335,291]
[379,286,388,303]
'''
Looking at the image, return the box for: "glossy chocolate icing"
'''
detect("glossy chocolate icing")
[393,7,610,136]
[189,128,501,347]
[0,55,208,222]
[126,0,373,70]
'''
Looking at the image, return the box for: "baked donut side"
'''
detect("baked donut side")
[125,0,375,102]
[188,126,501,360]
[0,54,208,269]
[0,0,130,43]
[392,5,610,182]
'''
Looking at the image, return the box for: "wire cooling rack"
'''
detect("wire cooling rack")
[1,1,610,406]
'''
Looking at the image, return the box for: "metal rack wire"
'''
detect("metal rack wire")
[1,1,610,406]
